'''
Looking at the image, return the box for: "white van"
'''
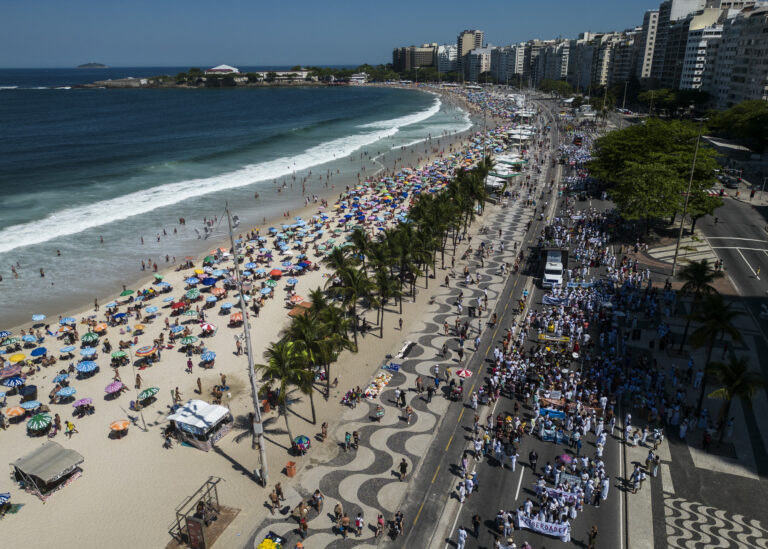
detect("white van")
[543,251,563,288]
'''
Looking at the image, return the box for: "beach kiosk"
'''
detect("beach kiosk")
[168,400,233,452]
[11,441,84,500]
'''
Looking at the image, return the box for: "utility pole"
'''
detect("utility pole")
[226,206,268,486]
[761,176,767,201]
[620,80,628,129]
[671,119,705,277]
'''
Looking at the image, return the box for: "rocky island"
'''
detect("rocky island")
[77,62,108,69]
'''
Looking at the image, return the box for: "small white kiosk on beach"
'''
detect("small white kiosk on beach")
[167,400,233,452]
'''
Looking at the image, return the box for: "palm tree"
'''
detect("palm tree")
[307,286,330,315]
[373,268,403,337]
[323,246,357,277]
[327,266,373,347]
[677,259,722,350]
[349,227,371,270]
[688,294,743,413]
[707,355,766,442]
[254,340,311,445]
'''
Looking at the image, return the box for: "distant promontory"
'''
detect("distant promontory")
[77,63,108,69]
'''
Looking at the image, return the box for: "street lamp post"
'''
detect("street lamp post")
[671,119,706,277]
[226,206,268,486]
[761,176,767,201]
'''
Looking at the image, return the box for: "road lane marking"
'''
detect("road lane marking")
[431,464,440,484]
[413,500,425,525]
[444,434,454,452]
[514,467,524,499]
[707,237,768,242]
[660,463,675,494]
[736,248,757,275]
[711,246,768,252]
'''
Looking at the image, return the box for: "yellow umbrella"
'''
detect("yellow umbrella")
[194,269,204,275]
[8,353,25,363]
[133,324,145,332]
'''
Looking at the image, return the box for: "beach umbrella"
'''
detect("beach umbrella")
[138,387,159,400]
[205,296,218,303]
[0,493,10,504]
[186,288,200,300]
[81,332,99,343]
[32,314,46,322]
[8,354,25,363]
[157,281,171,287]
[27,413,52,431]
[113,312,127,319]
[0,338,19,348]
[456,369,473,379]
[286,278,299,285]
[145,306,158,314]
[171,302,186,310]
[135,345,157,357]
[93,323,108,332]
[194,269,205,275]
[180,336,198,345]
[73,398,92,407]
[57,387,76,398]
[230,312,243,323]
[110,419,130,431]
[60,317,76,325]
[289,295,304,304]
[162,297,174,303]
[153,273,164,281]
[245,262,257,269]
[254,268,266,274]
[202,277,216,286]
[133,324,145,333]
[120,290,134,296]
[293,435,310,451]
[281,261,292,267]
[21,335,36,343]
[53,373,69,383]
[170,325,185,334]
[3,376,24,387]
[201,351,216,362]
[5,406,24,418]
[111,351,127,359]
[203,255,215,264]
[0,331,11,338]
[265,280,277,288]
[76,361,98,373]
[80,347,96,357]
[241,271,251,277]
[260,288,272,295]
[20,400,41,411]
[220,302,233,309]
[105,381,124,394]
[185,277,200,285]
[105,302,118,309]
[200,323,215,332]
[30,347,47,357]
[212,269,227,277]
[211,288,225,297]
[269,269,283,277]
[183,310,199,317]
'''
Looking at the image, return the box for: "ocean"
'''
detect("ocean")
[0,68,472,327]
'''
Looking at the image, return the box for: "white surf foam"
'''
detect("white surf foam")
[0,101,441,255]
[360,97,441,129]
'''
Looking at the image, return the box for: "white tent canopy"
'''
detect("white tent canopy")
[168,400,230,432]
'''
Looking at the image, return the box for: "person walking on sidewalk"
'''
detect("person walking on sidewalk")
[399,458,409,481]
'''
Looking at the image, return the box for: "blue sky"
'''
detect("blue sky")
[2,0,657,68]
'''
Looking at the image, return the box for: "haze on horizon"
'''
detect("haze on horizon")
[1,0,655,68]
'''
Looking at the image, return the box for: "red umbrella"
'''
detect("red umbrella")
[171,302,186,310]
[269,269,283,278]
[456,369,472,379]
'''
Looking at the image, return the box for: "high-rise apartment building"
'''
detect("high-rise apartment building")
[457,30,485,78]
[436,44,458,73]
[635,10,660,79]
[660,8,721,88]
[536,40,570,85]
[467,47,493,82]
[609,30,639,84]
[679,24,723,89]
[392,44,438,71]
[652,0,708,82]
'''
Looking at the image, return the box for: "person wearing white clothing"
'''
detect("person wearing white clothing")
[457,526,468,549]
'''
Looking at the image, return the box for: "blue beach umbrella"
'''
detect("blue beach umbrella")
[163,297,174,302]
[145,306,158,314]
[32,314,46,322]
[0,493,10,504]
[220,302,233,309]
[113,313,126,319]
[22,335,36,343]
[57,387,76,397]
[2,376,24,388]
[185,277,199,285]
[156,281,171,287]
[80,347,96,357]
[105,302,118,309]
[201,351,216,362]
[245,262,257,269]
[60,317,76,325]
[202,278,216,286]
[212,269,227,277]
[0,331,11,338]
[170,325,185,333]
[59,345,75,354]
[76,361,97,373]
[206,296,218,303]
[287,278,299,285]
[53,373,69,383]
[30,347,47,357]
[255,268,266,274]
[20,400,41,411]
[260,288,272,295]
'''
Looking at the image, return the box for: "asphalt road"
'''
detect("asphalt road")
[391,101,624,549]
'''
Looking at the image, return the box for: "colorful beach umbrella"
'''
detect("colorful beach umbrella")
[265,279,277,288]
[201,351,216,362]
[138,387,159,400]
[183,310,199,317]
[0,331,11,338]
[456,369,473,379]
[0,493,10,504]
[76,361,98,373]
[30,347,47,357]
[135,345,157,357]
[53,373,69,383]
[186,289,200,299]
[105,381,124,394]
[110,419,130,431]
[60,317,76,325]
[73,398,92,407]
[200,322,215,332]
[81,332,99,343]
[27,413,52,430]
[5,406,24,418]
[2,376,24,388]
[8,354,25,363]
[93,323,108,332]
[185,277,200,285]
[1,337,20,347]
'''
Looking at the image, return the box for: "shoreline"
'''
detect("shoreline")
[2,92,479,334]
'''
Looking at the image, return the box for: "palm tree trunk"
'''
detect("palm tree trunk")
[380,305,385,338]
[309,391,316,425]
[718,399,731,443]
[352,311,359,347]
[678,318,692,351]
[324,363,331,400]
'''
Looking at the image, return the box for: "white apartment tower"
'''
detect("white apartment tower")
[635,10,660,79]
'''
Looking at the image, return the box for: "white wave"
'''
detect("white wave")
[0,125,406,255]
[360,97,441,129]
[390,109,473,150]
[0,86,18,90]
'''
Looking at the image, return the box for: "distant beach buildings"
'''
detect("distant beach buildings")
[205,64,240,75]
